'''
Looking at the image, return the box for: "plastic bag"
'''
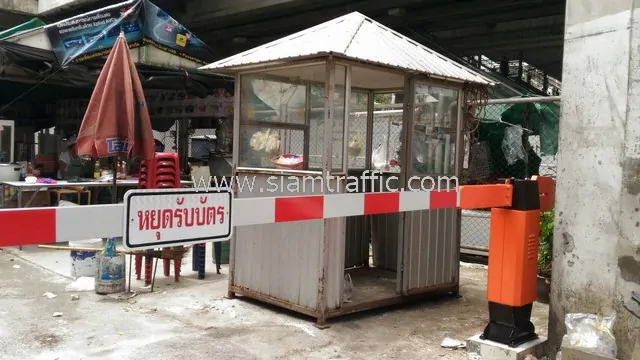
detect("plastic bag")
[65,277,95,292]
[264,130,281,155]
[371,136,388,170]
[250,130,267,151]
[348,131,363,158]
[343,273,353,303]
[501,125,526,165]
[412,132,429,165]
[562,312,617,358]
[58,200,79,207]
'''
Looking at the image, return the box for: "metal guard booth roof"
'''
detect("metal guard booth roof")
[199,12,492,85]
[198,11,490,326]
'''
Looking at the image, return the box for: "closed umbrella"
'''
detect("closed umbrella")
[76,32,155,162]
[75,33,155,259]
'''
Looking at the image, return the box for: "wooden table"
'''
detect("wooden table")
[0,179,194,208]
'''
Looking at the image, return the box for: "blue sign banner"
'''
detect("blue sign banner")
[106,137,130,154]
[44,0,215,66]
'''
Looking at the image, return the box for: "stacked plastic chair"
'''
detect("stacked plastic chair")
[137,152,180,190]
[135,152,181,285]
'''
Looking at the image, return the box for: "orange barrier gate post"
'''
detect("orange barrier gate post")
[459,176,554,347]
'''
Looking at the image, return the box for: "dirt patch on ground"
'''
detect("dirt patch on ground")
[34,334,60,348]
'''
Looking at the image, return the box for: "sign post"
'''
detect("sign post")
[122,188,232,250]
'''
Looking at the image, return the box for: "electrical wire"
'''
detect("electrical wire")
[463,85,489,140]
[0,66,66,115]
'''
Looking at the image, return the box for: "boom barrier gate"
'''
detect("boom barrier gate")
[0,175,554,347]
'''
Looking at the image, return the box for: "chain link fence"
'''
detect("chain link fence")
[460,98,560,255]
[153,121,179,153]
[269,92,404,172]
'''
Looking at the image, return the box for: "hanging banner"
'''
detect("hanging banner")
[44,0,215,66]
[140,1,213,66]
[45,0,144,65]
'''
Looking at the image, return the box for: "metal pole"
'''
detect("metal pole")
[478,96,561,105]
[365,91,374,170]
[518,53,523,81]
[343,65,351,174]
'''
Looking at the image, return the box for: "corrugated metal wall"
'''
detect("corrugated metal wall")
[325,216,347,310]
[233,173,324,310]
[401,208,459,293]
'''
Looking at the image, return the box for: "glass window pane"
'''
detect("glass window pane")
[372,93,402,173]
[308,65,347,171]
[240,76,307,125]
[238,69,312,169]
[411,82,459,176]
[0,125,12,163]
[347,91,368,169]
[239,124,305,168]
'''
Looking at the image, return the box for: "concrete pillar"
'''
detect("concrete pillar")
[550,0,640,359]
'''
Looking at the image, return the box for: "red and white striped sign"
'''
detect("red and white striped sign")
[0,190,458,248]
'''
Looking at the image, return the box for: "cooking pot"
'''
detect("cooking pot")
[0,163,21,182]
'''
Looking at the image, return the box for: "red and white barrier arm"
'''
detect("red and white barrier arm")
[0,190,458,247]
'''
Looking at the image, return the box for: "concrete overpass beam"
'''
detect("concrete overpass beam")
[182,0,299,27]
[37,0,98,16]
[0,0,38,15]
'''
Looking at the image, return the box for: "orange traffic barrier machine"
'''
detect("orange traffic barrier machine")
[459,175,555,347]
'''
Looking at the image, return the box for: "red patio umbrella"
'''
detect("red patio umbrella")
[76,32,155,207]
[75,33,155,262]
[76,32,155,163]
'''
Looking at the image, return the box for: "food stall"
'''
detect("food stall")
[0,0,226,209]
[200,12,491,326]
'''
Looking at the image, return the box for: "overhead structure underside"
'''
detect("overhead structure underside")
[0,0,564,80]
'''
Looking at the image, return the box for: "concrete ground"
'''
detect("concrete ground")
[0,245,549,360]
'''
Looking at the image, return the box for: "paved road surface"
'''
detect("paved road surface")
[0,249,548,360]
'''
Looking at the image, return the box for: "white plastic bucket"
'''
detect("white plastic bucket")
[69,238,103,278]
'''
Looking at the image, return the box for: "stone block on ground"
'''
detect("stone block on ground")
[560,345,617,360]
[467,334,547,360]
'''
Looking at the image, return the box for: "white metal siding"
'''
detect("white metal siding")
[233,173,323,310]
[323,179,347,311]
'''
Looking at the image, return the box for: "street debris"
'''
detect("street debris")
[12,264,20,269]
[65,277,94,292]
[52,312,63,317]
[106,291,137,301]
[440,337,466,349]
[70,294,80,301]
[42,292,57,299]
